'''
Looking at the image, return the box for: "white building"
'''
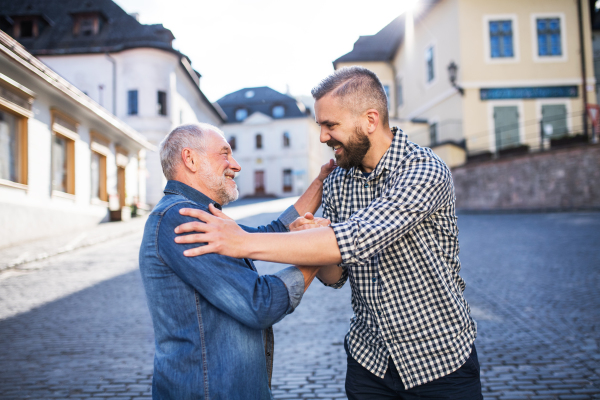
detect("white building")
[216,87,330,198]
[0,0,225,206]
[0,30,153,248]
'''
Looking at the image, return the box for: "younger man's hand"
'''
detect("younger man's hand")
[289,212,331,232]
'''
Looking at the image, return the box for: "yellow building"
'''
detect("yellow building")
[334,0,596,167]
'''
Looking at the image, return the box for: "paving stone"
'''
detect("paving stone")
[0,211,599,400]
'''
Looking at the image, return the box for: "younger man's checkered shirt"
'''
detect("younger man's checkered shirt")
[321,128,477,389]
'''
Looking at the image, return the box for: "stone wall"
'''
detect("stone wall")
[452,145,600,211]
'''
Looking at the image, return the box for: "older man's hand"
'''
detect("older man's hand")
[317,159,337,182]
[289,212,331,232]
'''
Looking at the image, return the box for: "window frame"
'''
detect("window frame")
[483,14,520,64]
[229,135,237,151]
[50,109,79,197]
[255,133,263,150]
[127,89,138,116]
[531,13,567,63]
[157,90,167,116]
[282,169,292,193]
[235,108,248,121]
[90,131,110,203]
[0,78,33,190]
[282,131,290,148]
[424,44,436,85]
[272,105,285,118]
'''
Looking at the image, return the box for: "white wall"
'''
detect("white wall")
[0,54,145,248]
[40,47,222,206]
[222,113,327,198]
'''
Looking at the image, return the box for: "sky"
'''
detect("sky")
[113,0,416,102]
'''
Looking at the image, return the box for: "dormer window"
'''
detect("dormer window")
[13,17,40,38]
[235,108,248,121]
[272,105,285,118]
[73,13,102,36]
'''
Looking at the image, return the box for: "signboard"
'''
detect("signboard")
[480,86,578,100]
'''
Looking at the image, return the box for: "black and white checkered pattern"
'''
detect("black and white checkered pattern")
[322,128,477,389]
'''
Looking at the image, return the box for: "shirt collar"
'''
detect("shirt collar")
[163,180,223,210]
[345,127,407,180]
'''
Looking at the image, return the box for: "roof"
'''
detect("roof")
[0,0,175,56]
[216,87,309,123]
[333,0,441,67]
[0,30,155,151]
[0,0,224,122]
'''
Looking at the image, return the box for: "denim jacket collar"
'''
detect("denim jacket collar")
[163,180,222,210]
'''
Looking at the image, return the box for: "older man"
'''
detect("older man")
[175,67,482,399]
[139,123,330,399]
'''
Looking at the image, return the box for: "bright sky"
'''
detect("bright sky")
[114,0,415,102]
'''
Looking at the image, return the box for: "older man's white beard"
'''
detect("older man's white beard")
[200,167,239,206]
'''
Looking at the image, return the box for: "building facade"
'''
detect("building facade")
[0,30,153,248]
[216,87,330,198]
[334,0,596,167]
[0,0,225,206]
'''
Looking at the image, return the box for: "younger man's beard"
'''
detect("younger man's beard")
[327,125,371,170]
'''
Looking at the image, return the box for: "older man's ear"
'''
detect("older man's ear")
[181,148,200,172]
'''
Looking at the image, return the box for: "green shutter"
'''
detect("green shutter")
[494,106,520,149]
[541,104,567,138]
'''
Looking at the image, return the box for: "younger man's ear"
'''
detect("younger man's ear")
[365,109,380,134]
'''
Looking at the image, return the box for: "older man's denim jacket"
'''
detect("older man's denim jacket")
[139,180,304,399]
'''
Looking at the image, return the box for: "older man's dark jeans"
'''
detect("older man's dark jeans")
[345,342,483,400]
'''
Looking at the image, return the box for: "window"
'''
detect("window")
[396,79,403,108]
[255,133,263,149]
[229,135,237,151]
[489,20,514,58]
[537,18,562,56]
[283,132,290,148]
[0,81,32,187]
[51,111,78,195]
[73,14,101,36]
[13,17,40,38]
[425,46,435,83]
[127,90,138,115]
[0,109,26,184]
[90,132,109,202]
[429,123,438,146]
[157,91,167,116]
[283,169,292,193]
[383,85,391,109]
[116,147,129,208]
[272,105,285,118]
[235,108,248,121]
[20,20,34,38]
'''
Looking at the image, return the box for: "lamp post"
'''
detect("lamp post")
[447,61,464,96]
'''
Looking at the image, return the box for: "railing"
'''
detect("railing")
[402,111,593,163]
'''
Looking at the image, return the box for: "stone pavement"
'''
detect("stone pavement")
[0,210,598,399]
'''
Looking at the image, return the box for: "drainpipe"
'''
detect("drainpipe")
[105,52,117,115]
[577,0,589,138]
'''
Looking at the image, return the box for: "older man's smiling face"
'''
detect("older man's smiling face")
[198,130,241,206]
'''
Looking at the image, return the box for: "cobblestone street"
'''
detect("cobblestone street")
[0,210,598,399]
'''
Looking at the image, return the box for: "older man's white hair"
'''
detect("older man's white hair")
[159,123,223,180]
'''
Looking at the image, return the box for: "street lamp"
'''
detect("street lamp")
[447,61,464,96]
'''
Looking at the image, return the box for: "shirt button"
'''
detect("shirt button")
[377,311,382,316]
[372,277,377,282]
[364,183,369,188]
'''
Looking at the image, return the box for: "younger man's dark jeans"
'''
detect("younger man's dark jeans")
[345,343,483,400]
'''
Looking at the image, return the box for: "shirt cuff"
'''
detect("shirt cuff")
[278,205,300,230]
[273,266,305,314]
[330,221,360,265]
